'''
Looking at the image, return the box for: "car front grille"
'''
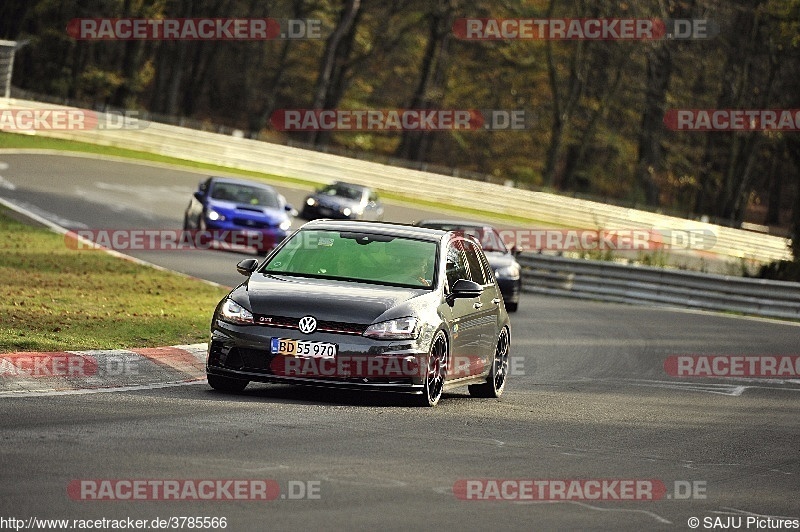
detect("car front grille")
[238,347,274,371]
[253,315,367,335]
[232,218,274,229]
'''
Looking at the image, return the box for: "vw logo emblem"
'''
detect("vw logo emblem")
[298,316,317,334]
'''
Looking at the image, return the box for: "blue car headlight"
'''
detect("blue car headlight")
[279,220,292,231]
[207,209,226,222]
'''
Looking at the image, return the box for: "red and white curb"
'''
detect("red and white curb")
[0,344,208,398]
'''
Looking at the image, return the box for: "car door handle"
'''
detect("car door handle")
[473,302,483,309]
[492,298,501,305]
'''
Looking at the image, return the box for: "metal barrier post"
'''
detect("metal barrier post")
[0,40,27,99]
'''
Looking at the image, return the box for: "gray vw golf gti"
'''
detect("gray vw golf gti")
[206,220,511,406]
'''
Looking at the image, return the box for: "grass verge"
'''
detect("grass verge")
[0,208,229,353]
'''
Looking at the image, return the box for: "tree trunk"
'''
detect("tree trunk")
[788,138,800,260]
[542,0,587,188]
[307,0,362,146]
[396,0,453,162]
[766,151,783,226]
[562,53,623,190]
[110,0,139,108]
[634,41,671,206]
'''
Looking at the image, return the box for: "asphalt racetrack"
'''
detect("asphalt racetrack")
[1,153,799,531]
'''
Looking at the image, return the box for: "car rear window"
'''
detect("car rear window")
[262,230,437,289]
[420,223,508,253]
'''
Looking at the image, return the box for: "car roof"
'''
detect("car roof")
[415,219,495,230]
[208,176,277,191]
[328,181,371,191]
[300,219,447,242]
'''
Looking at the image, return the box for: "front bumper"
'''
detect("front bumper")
[204,219,288,250]
[300,204,355,220]
[207,320,430,393]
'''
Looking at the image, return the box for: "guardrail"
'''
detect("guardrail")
[0,97,792,264]
[519,253,800,320]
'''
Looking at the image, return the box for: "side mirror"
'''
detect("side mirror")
[446,279,483,303]
[285,203,298,216]
[193,190,204,201]
[236,258,259,276]
[511,245,522,257]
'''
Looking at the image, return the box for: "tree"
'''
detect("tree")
[307,0,362,145]
[395,0,455,162]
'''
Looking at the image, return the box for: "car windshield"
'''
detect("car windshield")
[320,184,364,201]
[422,224,508,253]
[262,229,437,289]
[210,183,280,208]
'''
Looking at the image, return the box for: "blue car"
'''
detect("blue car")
[184,177,296,252]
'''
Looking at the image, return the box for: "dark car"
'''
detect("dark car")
[414,220,521,312]
[206,220,511,406]
[300,181,384,221]
[184,177,295,252]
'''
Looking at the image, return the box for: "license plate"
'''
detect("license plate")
[319,208,332,216]
[270,338,336,358]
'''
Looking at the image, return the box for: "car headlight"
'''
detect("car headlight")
[207,209,225,222]
[279,220,292,231]
[306,198,317,206]
[220,299,254,324]
[363,317,419,340]
[342,207,352,217]
[495,263,521,279]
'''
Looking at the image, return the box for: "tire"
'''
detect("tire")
[207,373,249,393]
[413,331,448,407]
[505,301,518,312]
[469,327,509,399]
